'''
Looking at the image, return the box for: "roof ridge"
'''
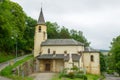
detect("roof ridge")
[72,39,78,45]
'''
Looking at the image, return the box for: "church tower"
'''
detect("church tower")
[34,8,47,57]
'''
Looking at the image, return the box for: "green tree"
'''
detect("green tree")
[23,17,37,52]
[46,21,60,39]
[116,61,120,76]
[0,0,26,53]
[100,53,106,72]
[70,29,90,46]
[59,26,70,38]
[110,35,120,76]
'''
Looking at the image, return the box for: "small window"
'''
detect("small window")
[53,51,56,54]
[91,55,94,62]
[39,26,41,32]
[64,51,67,54]
[43,32,45,40]
[48,48,50,54]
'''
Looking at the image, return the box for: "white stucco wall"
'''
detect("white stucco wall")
[41,45,84,54]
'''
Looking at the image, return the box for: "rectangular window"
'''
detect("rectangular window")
[91,55,94,62]
[48,48,50,54]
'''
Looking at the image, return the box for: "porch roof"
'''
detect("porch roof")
[37,54,69,61]
[72,54,81,62]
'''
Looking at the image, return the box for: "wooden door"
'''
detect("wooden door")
[45,63,50,71]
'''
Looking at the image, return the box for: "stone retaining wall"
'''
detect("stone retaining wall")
[12,58,37,77]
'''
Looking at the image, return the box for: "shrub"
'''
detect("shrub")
[62,68,68,73]
[83,75,87,80]
[116,61,120,76]
[107,70,114,74]
[78,70,84,74]
[59,68,68,78]
[75,74,84,78]
[68,72,75,79]
[71,65,79,72]
[59,72,63,78]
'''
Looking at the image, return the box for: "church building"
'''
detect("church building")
[34,8,100,75]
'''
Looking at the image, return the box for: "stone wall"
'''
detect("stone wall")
[83,52,100,75]
[12,58,37,77]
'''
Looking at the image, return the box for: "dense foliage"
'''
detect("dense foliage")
[109,35,120,76]
[0,0,37,54]
[100,53,106,72]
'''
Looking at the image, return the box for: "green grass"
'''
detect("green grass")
[52,74,100,80]
[0,54,33,80]
[0,52,16,63]
[86,74,100,80]
[52,76,83,80]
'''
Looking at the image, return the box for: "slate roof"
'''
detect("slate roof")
[84,47,99,52]
[37,8,45,25]
[72,54,81,62]
[37,54,69,61]
[41,39,84,46]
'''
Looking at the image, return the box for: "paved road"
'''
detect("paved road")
[105,73,120,80]
[0,76,11,80]
[30,73,55,80]
[0,54,31,80]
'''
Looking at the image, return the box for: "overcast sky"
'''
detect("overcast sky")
[11,0,120,50]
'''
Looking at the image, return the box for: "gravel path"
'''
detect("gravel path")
[105,73,120,80]
[0,76,11,80]
[30,73,56,80]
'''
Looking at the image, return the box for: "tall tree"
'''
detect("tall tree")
[0,0,26,53]
[59,26,70,38]
[110,35,120,76]
[100,53,106,72]
[70,29,90,46]
[23,17,37,52]
[46,22,59,39]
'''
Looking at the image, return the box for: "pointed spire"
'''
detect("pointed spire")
[37,8,45,25]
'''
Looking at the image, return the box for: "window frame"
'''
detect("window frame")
[91,55,94,62]
[39,26,41,32]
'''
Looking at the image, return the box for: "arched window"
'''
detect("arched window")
[39,26,41,32]
[48,48,50,54]
[91,55,94,62]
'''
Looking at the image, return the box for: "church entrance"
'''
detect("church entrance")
[45,63,50,71]
[39,59,64,72]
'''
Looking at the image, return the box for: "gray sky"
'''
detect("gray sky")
[11,0,120,50]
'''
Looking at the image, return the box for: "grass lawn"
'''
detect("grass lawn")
[0,52,16,63]
[52,74,100,80]
[86,74,100,80]
[0,54,33,80]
